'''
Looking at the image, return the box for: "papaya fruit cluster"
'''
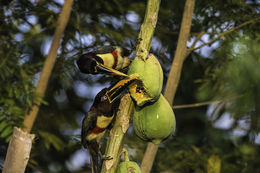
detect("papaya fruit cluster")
[127,53,176,144]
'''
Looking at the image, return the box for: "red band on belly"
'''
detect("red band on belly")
[90,126,106,134]
[112,49,118,69]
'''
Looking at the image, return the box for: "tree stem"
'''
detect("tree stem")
[22,0,74,133]
[164,0,195,106]
[2,127,35,173]
[135,0,161,53]
[140,142,159,173]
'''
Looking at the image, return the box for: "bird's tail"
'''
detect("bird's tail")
[89,146,102,173]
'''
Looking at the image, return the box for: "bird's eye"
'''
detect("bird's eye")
[101,95,108,102]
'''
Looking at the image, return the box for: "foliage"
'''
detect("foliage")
[0,22,41,142]
[197,34,260,133]
[0,0,260,172]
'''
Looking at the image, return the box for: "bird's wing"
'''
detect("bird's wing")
[81,111,97,147]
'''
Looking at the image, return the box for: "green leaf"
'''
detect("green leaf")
[0,115,6,121]
[0,126,13,138]
[5,134,12,142]
[0,121,8,132]
[38,131,66,151]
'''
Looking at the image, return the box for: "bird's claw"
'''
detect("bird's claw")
[102,155,113,161]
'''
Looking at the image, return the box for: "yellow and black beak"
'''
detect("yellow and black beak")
[105,76,138,103]
[95,62,128,77]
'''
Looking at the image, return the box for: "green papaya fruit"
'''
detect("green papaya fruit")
[133,94,176,144]
[128,53,163,106]
[117,149,141,173]
[116,161,141,173]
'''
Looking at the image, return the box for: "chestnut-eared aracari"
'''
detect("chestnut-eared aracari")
[81,77,137,173]
[77,46,131,77]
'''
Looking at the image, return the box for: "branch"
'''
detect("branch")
[101,0,160,172]
[188,17,260,52]
[189,31,205,50]
[22,0,74,133]
[172,95,243,109]
[173,100,220,109]
[186,31,205,56]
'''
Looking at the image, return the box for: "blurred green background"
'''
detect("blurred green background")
[1,0,260,172]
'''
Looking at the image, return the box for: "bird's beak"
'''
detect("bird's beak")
[106,76,138,103]
[95,62,128,77]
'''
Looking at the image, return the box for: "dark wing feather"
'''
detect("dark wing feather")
[93,46,116,54]
[121,47,131,56]
[81,111,97,148]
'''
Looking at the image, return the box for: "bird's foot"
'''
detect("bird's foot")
[102,155,113,161]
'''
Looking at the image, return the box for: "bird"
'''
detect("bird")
[81,76,137,173]
[77,46,132,77]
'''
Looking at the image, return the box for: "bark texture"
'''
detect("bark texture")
[2,127,35,173]
[140,142,159,173]
[164,0,195,105]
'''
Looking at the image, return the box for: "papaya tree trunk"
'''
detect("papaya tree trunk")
[2,127,35,173]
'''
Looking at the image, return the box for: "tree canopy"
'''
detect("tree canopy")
[1,0,260,172]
